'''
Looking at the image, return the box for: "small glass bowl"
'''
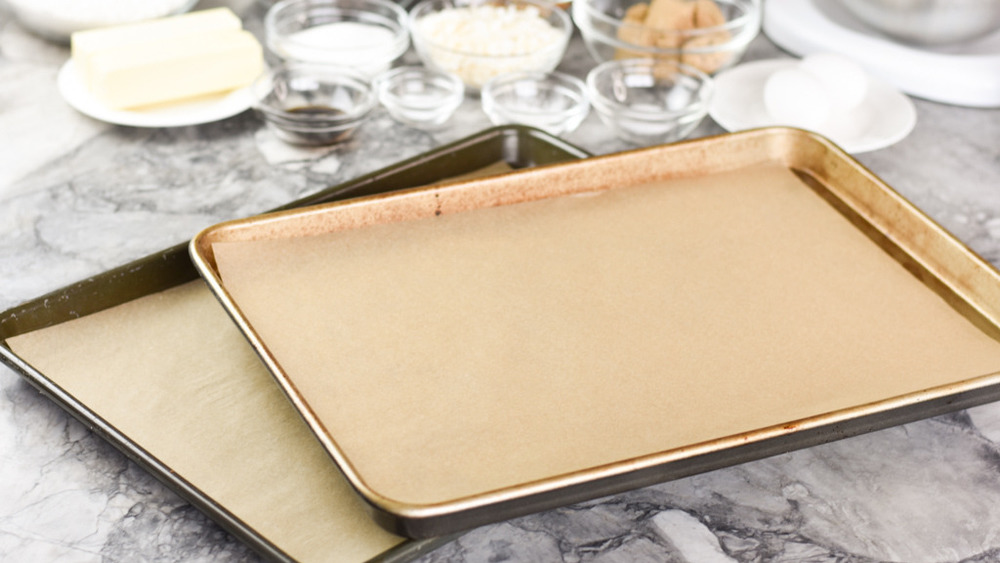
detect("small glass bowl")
[481,71,590,136]
[251,62,377,146]
[374,66,465,130]
[408,0,573,91]
[264,0,410,78]
[586,58,713,145]
[573,0,760,75]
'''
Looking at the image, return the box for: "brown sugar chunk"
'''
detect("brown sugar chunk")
[644,0,694,48]
[692,0,726,27]
[616,2,657,58]
[681,31,732,73]
[617,2,655,47]
[623,2,649,22]
[644,0,695,31]
[682,0,732,74]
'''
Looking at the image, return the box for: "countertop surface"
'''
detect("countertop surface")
[2,1,1000,561]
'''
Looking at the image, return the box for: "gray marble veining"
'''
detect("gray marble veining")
[422,412,1000,563]
[2,1,1000,561]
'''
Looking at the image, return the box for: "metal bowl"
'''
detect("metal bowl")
[837,0,1000,45]
[4,0,198,43]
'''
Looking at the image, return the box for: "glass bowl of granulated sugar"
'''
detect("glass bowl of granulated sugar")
[264,0,410,79]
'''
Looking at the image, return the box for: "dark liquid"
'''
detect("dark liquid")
[284,105,354,146]
[288,105,347,119]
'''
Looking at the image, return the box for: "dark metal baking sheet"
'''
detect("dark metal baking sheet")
[0,126,590,563]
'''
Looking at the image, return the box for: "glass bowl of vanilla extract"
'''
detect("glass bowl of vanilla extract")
[251,62,377,146]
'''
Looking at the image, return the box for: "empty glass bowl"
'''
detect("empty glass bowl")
[408,0,573,91]
[374,66,465,130]
[264,0,410,78]
[481,71,590,135]
[586,58,713,145]
[573,0,760,75]
[251,62,377,146]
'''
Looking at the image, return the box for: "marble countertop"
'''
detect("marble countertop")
[2,1,1000,561]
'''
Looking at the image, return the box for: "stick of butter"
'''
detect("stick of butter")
[70,8,263,110]
[71,8,242,70]
[85,29,263,109]
[71,8,242,90]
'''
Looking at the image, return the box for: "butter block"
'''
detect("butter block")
[71,8,243,88]
[87,28,263,109]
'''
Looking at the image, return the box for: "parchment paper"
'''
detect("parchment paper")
[8,280,404,562]
[211,162,1000,506]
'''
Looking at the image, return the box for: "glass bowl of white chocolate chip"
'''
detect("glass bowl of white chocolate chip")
[408,0,573,92]
[572,0,761,75]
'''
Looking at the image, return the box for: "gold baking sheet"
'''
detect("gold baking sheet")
[191,128,1000,538]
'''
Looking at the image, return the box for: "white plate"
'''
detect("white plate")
[57,60,253,128]
[709,59,917,154]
